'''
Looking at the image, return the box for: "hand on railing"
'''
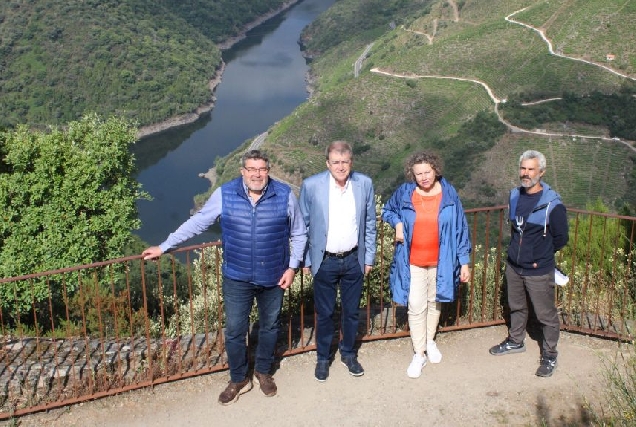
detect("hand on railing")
[141,246,163,260]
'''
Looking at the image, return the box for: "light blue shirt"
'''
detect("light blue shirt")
[159,182,307,270]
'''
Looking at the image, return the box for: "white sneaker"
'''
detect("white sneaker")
[406,354,427,378]
[427,341,442,364]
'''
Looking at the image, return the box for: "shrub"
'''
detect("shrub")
[163,246,224,338]
[591,344,636,426]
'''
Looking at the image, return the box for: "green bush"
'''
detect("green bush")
[591,345,636,426]
[468,244,505,322]
[162,246,224,338]
[0,114,148,317]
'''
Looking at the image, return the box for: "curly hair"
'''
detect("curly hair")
[404,151,443,182]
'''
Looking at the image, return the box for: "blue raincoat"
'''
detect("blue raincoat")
[381,178,471,305]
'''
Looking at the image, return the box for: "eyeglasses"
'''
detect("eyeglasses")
[328,160,351,166]
[243,167,270,174]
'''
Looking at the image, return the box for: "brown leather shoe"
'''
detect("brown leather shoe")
[254,371,277,397]
[218,378,252,405]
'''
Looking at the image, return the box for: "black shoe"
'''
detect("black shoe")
[536,356,557,377]
[315,361,330,382]
[489,338,526,356]
[341,356,364,377]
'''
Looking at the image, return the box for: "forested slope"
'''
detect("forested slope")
[0,0,288,129]
[215,0,636,211]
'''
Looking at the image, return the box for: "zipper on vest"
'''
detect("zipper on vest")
[251,206,257,282]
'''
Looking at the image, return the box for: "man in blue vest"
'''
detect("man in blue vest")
[489,150,568,377]
[142,150,307,405]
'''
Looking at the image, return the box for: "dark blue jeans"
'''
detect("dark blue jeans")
[222,277,284,382]
[313,252,363,361]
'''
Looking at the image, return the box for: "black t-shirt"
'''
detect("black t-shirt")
[515,189,542,220]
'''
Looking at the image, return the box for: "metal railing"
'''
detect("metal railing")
[0,207,634,418]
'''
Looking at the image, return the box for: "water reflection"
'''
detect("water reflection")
[133,114,212,172]
[222,12,286,63]
[134,0,335,247]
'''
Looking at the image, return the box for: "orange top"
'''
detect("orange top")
[409,191,442,267]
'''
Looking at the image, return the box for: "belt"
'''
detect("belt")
[324,246,358,259]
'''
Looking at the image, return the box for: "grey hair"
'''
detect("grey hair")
[241,150,270,168]
[325,141,353,160]
[519,150,546,172]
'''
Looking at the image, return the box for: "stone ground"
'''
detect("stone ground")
[4,325,629,427]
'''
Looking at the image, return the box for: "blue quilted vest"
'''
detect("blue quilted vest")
[220,178,291,287]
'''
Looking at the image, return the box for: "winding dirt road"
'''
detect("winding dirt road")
[369,3,635,152]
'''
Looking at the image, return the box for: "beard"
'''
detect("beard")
[247,181,267,192]
[520,175,541,188]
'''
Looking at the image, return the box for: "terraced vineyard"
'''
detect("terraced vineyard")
[215,0,636,210]
[265,71,494,196]
[462,133,635,209]
[516,0,636,75]
[372,3,626,98]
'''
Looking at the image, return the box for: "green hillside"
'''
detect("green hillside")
[516,0,636,75]
[3,0,635,211]
[0,0,288,130]
[217,0,636,211]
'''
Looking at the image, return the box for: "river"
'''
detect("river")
[133,0,335,246]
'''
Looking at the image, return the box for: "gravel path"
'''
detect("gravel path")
[8,325,626,427]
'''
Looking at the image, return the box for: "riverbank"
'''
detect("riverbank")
[136,63,225,139]
[135,0,301,140]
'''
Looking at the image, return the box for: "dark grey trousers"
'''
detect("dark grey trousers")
[506,263,560,358]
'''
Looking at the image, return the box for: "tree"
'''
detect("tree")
[0,114,148,314]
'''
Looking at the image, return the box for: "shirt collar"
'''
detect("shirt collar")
[328,173,351,191]
[242,180,269,198]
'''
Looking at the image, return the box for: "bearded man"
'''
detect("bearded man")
[489,150,568,377]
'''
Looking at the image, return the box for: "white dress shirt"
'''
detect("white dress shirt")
[325,174,358,253]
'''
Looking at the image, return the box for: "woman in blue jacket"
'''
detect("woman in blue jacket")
[382,152,471,378]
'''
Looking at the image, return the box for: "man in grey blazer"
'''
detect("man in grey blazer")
[299,141,377,382]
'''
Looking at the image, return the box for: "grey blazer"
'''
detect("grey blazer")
[299,170,377,276]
